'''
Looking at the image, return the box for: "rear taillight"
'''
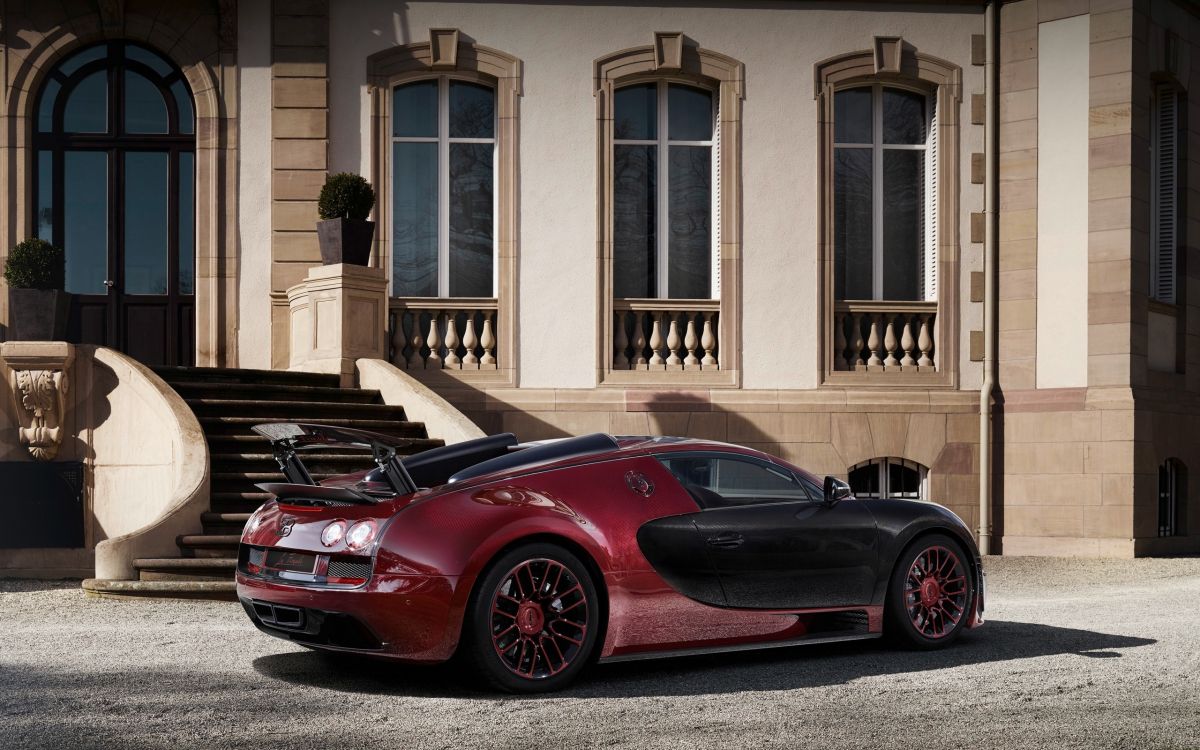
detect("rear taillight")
[345,520,378,552]
[320,520,347,547]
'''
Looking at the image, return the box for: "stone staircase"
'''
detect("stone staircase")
[82,367,444,600]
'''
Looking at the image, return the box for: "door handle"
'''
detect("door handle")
[705,532,744,549]
[103,280,115,294]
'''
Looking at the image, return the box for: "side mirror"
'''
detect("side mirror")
[822,476,853,506]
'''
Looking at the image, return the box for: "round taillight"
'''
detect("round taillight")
[321,520,347,547]
[345,520,377,552]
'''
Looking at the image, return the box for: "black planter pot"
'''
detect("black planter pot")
[7,288,70,341]
[316,218,376,266]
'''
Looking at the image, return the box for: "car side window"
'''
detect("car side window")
[658,454,812,508]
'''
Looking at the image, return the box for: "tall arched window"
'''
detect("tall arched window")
[391,77,496,298]
[848,457,928,500]
[33,41,195,366]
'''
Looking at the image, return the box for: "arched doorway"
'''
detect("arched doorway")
[33,41,195,366]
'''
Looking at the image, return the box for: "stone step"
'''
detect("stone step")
[153,366,339,388]
[197,416,426,438]
[201,511,252,525]
[177,534,240,558]
[166,381,383,404]
[135,557,236,582]
[186,399,409,419]
[82,578,237,601]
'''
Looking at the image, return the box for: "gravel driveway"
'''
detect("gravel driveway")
[1,556,1197,750]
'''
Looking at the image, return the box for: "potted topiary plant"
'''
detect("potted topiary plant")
[3,238,69,341]
[316,172,377,266]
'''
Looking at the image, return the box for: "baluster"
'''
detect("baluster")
[850,312,865,368]
[426,313,443,368]
[701,313,717,367]
[683,316,699,366]
[390,312,407,367]
[834,311,848,370]
[613,311,630,369]
[462,313,479,367]
[407,312,426,369]
[883,315,899,367]
[480,312,497,366]
[443,311,461,367]
[900,315,916,367]
[666,314,682,366]
[866,315,882,367]
[917,314,934,368]
[632,314,648,367]
[648,315,664,367]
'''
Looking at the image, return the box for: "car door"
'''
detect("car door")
[657,452,879,610]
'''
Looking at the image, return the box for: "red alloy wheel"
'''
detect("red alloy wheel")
[903,545,968,639]
[489,558,589,680]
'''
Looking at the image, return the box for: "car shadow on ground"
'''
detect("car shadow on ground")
[251,619,1155,699]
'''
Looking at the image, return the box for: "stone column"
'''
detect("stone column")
[286,264,388,386]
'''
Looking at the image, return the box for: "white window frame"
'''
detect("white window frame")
[833,83,936,301]
[848,457,928,501]
[613,79,719,300]
[390,75,498,298]
[1150,83,1180,305]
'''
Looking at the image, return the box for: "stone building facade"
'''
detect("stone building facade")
[0,0,1196,562]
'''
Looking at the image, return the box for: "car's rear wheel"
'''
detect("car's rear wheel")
[462,542,599,693]
[885,533,974,649]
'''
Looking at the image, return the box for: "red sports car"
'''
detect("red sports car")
[236,423,984,692]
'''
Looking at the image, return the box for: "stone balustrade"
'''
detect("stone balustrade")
[613,300,720,371]
[389,298,499,370]
[834,301,937,372]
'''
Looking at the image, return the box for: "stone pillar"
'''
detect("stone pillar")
[0,342,75,461]
[287,264,388,386]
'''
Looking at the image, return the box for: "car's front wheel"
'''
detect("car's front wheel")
[885,533,974,649]
[462,542,599,693]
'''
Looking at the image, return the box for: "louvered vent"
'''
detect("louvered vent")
[1152,84,1179,305]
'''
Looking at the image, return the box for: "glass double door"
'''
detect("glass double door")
[51,146,195,366]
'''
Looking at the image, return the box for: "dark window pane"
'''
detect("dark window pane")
[448,143,493,297]
[171,80,194,134]
[124,152,169,295]
[667,145,710,299]
[59,45,105,77]
[668,84,712,141]
[888,461,920,498]
[124,71,168,134]
[449,81,494,139]
[835,88,872,144]
[834,147,873,300]
[393,81,437,138]
[178,152,195,295]
[392,142,438,297]
[882,150,922,300]
[614,83,656,140]
[36,151,53,242]
[712,459,805,502]
[64,71,107,133]
[883,88,927,145]
[848,463,880,498]
[64,152,108,294]
[125,44,173,77]
[38,79,61,132]
[613,144,656,298]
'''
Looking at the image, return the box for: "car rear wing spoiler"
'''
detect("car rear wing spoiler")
[251,422,419,496]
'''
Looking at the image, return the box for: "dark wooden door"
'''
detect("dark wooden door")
[34,42,196,366]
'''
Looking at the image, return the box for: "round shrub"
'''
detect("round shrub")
[318,173,376,221]
[4,238,65,290]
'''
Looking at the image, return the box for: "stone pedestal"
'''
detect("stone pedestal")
[286,264,388,386]
[1,341,75,460]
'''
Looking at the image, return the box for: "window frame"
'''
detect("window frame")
[1158,458,1186,538]
[815,42,961,388]
[389,75,499,299]
[847,457,928,501]
[657,451,817,509]
[612,78,719,301]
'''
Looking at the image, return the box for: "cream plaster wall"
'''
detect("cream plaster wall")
[301,1,986,390]
[1035,15,1090,389]
[237,0,275,370]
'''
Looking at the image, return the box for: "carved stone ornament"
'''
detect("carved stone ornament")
[1,342,74,461]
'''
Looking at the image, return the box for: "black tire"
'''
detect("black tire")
[461,542,601,693]
[885,533,974,650]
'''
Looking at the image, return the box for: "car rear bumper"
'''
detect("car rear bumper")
[235,571,464,663]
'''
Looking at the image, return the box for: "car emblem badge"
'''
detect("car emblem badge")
[625,471,654,498]
[277,516,296,537]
